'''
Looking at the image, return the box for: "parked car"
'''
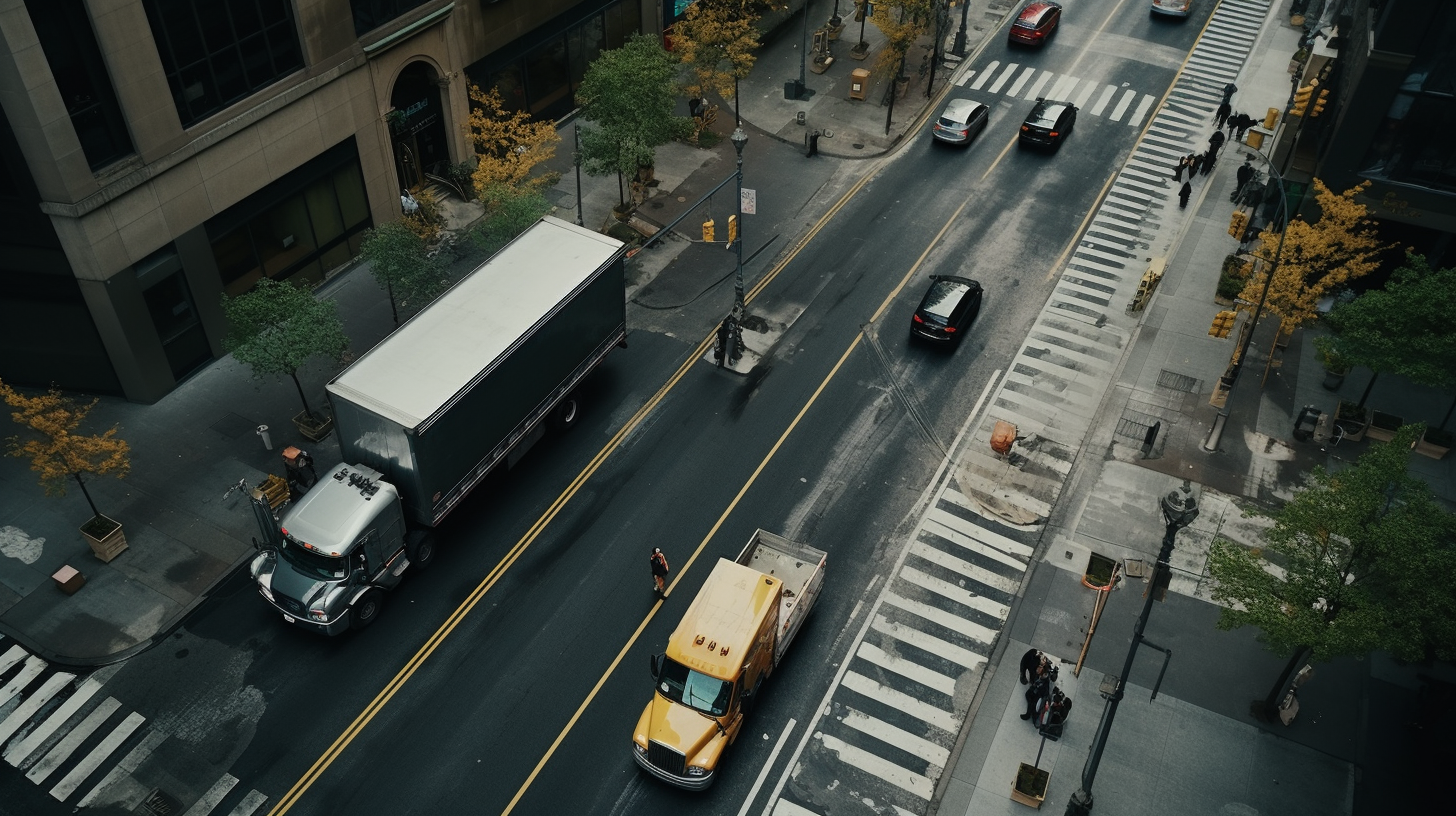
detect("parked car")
[1009,2,1062,46]
[1151,0,1194,18]
[1019,98,1077,148]
[933,99,991,146]
[910,275,984,346]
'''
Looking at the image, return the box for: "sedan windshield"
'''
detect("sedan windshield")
[657,658,733,717]
[278,536,349,581]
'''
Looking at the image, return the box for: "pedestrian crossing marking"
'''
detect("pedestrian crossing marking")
[987,62,1019,94]
[0,671,73,746]
[1128,94,1155,127]
[227,790,271,816]
[26,696,121,784]
[1023,70,1054,101]
[772,800,822,816]
[0,654,46,708]
[856,641,958,696]
[1007,66,1037,97]
[1109,89,1137,122]
[183,773,240,816]
[842,670,960,732]
[899,567,1011,620]
[1072,80,1097,109]
[872,615,987,671]
[909,539,1022,594]
[882,592,998,646]
[5,676,103,768]
[77,728,167,808]
[819,733,935,799]
[842,709,951,768]
[1048,74,1080,101]
[49,710,145,801]
[1090,85,1117,116]
[0,644,26,674]
[925,501,1034,557]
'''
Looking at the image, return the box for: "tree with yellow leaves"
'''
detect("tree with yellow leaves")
[1239,179,1388,336]
[673,1,764,111]
[872,0,932,80]
[0,380,131,531]
[466,85,561,196]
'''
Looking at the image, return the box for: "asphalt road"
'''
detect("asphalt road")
[0,7,1222,816]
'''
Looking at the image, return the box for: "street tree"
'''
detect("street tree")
[673,0,765,137]
[1238,179,1388,337]
[222,278,349,424]
[359,221,449,325]
[467,85,561,196]
[1319,253,1456,409]
[576,33,692,207]
[871,0,933,80]
[1208,424,1456,716]
[469,183,553,258]
[0,380,130,533]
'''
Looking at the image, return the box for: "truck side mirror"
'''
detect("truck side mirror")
[650,654,662,680]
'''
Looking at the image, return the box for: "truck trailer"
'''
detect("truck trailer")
[248,216,627,633]
[632,530,827,789]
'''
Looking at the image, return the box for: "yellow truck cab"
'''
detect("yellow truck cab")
[633,530,826,790]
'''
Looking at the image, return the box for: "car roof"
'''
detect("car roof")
[1018,1,1061,22]
[920,276,980,318]
[1029,98,1074,122]
[942,99,986,121]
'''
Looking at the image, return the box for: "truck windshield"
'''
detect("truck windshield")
[657,657,732,717]
[278,537,349,581]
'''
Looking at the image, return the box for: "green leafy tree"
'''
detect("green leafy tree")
[0,381,130,529]
[222,279,349,422]
[1209,424,1456,713]
[469,184,553,258]
[1320,253,1456,409]
[360,222,449,325]
[576,33,692,207]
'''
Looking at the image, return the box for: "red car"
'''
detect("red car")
[1009,2,1062,46]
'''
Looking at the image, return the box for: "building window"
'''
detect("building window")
[351,0,433,37]
[24,0,133,171]
[143,0,305,128]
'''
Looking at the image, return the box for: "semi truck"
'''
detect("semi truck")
[247,216,627,634]
[632,530,827,789]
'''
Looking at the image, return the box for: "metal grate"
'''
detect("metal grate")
[647,741,686,776]
[135,789,183,816]
[1157,369,1200,393]
[1115,408,1163,441]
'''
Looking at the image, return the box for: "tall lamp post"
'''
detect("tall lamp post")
[1202,145,1290,452]
[953,0,972,57]
[731,127,748,315]
[1066,482,1199,816]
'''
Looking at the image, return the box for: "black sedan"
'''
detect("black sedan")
[910,275,983,346]
[1019,98,1077,148]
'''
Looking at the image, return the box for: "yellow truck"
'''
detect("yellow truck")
[632,530,827,789]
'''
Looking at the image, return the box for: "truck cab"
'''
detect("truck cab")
[249,462,433,634]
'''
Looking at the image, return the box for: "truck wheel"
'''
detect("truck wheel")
[550,396,580,432]
[406,530,436,570]
[351,589,383,630]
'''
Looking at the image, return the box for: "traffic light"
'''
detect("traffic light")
[1228,210,1249,238]
[1291,84,1314,117]
[702,218,715,242]
[726,215,738,245]
[1310,88,1329,117]
[1209,310,1236,338]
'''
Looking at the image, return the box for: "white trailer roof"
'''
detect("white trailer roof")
[328,216,624,430]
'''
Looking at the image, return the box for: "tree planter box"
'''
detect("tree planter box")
[80,514,127,563]
[1011,763,1049,808]
[1365,412,1402,443]
[293,411,334,442]
[1416,430,1451,460]
[1333,402,1367,442]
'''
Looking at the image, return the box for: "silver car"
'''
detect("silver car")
[933,99,991,145]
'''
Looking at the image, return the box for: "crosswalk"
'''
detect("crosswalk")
[772,486,1034,814]
[0,641,267,815]
[955,61,1158,127]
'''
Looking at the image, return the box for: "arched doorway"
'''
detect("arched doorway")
[389,62,451,192]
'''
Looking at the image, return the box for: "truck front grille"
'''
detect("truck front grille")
[646,742,685,776]
[278,596,304,615]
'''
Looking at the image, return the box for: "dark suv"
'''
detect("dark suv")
[1019,98,1077,148]
[911,276,984,346]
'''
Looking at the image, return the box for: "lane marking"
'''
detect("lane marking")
[735,718,798,816]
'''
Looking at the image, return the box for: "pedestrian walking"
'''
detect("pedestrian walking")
[1225,112,1239,138]
[1178,181,1192,209]
[650,547,670,598]
[1221,82,1238,105]
[1172,157,1186,182]
[1201,148,1217,176]
[1215,100,1231,130]
[1020,649,1045,684]
[1235,160,1254,196]
[1187,153,1203,177]
[1209,129,1226,153]
[1235,113,1254,140]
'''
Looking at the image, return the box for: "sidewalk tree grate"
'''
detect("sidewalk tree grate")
[136,787,182,815]
[209,413,256,439]
[1156,369,1201,393]
[1115,408,1163,441]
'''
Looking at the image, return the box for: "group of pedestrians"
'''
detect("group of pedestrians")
[1173,83,1244,210]
[1019,649,1073,737]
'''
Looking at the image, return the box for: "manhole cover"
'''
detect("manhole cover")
[852,143,865,149]
[135,788,183,815]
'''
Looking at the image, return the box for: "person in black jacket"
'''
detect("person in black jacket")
[650,548,670,598]
[1020,649,1045,684]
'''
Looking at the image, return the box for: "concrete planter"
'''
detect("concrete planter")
[293,410,334,442]
[80,514,127,563]
[1416,429,1451,460]
[1011,763,1049,808]
[1365,412,1402,443]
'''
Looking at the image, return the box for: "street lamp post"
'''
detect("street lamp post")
[731,127,747,315]
[573,124,584,227]
[1202,145,1290,452]
[953,0,971,57]
[1065,482,1199,816]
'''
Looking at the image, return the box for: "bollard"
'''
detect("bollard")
[807,131,820,157]
[257,424,273,451]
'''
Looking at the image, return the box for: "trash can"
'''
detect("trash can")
[849,69,870,101]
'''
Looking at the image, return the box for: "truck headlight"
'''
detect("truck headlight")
[633,742,647,756]
[258,585,275,603]
[686,766,707,777]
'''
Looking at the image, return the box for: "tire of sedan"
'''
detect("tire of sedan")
[406,530,436,570]
[351,589,383,630]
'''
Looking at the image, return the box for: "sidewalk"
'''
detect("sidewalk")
[0,1,962,666]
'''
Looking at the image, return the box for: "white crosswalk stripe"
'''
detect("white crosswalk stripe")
[952,64,1155,125]
[0,638,270,814]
